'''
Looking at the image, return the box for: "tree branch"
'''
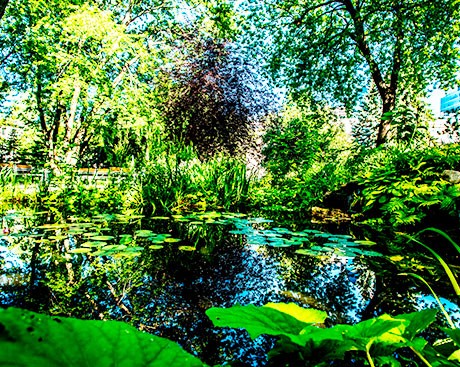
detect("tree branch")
[341,0,386,97]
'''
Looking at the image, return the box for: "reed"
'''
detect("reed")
[403,232,460,296]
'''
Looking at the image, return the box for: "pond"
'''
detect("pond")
[0,209,458,366]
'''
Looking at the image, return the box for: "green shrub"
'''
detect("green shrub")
[254,100,354,216]
[349,145,460,228]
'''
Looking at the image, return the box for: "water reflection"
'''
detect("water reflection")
[0,210,398,366]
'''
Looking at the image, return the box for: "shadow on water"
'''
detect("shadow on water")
[0,209,458,366]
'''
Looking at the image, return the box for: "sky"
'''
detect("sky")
[426,88,446,117]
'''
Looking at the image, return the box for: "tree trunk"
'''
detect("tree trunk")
[0,0,9,21]
[376,97,395,146]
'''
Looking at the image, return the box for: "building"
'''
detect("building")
[440,87,460,113]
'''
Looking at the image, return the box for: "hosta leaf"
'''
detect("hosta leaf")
[0,307,205,367]
[264,303,327,325]
[394,309,438,340]
[206,304,318,345]
[442,328,460,347]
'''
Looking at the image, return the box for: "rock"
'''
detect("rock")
[321,182,362,211]
[311,206,351,223]
[442,170,460,184]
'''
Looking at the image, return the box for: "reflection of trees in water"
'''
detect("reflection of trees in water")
[0,216,421,366]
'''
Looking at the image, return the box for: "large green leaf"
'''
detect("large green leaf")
[0,307,205,367]
[206,303,325,344]
[395,309,438,341]
[442,328,460,347]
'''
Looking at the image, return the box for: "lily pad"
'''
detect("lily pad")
[178,246,196,251]
[68,248,91,254]
[164,238,181,243]
[102,245,127,251]
[89,235,115,241]
[135,230,154,238]
[149,245,164,250]
[49,235,68,241]
[83,232,101,238]
[354,240,377,246]
[92,250,113,256]
[81,241,106,248]
[119,236,133,245]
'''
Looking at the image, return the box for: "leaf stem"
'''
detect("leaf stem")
[410,346,433,367]
[366,348,375,367]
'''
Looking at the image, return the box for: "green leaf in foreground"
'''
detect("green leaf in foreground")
[0,307,205,367]
[206,303,326,345]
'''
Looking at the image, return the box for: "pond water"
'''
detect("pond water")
[0,209,458,366]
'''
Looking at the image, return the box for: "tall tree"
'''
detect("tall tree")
[243,0,460,146]
[0,0,170,168]
[159,35,276,158]
[0,0,9,21]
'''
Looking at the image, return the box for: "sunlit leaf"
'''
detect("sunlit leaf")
[149,245,164,250]
[68,248,91,254]
[354,240,376,246]
[178,246,196,251]
[0,307,204,366]
[81,241,105,247]
[90,235,115,241]
[264,303,327,324]
[164,238,181,243]
[135,230,154,237]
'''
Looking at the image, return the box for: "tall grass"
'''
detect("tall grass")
[403,230,460,296]
[400,228,460,328]
[136,149,250,215]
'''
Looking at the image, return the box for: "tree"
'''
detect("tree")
[0,0,8,21]
[243,0,460,146]
[0,0,168,169]
[159,34,277,158]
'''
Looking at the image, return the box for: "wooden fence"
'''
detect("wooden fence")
[0,164,128,181]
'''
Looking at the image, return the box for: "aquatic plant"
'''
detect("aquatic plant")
[402,229,460,296]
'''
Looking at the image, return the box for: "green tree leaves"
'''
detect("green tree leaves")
[0,307,205,367]
[243,0,460,146]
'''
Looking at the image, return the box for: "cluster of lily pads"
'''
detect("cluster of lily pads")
[228,221,382,258]
[2,210,382,259]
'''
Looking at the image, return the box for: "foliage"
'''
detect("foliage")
[242,0,460,145]
[36,170,133,218]
[0,307,205,367]
[137,147,250,214]
[207,303,460,366]
[159,34,275,158]
[0,1,157,168]
[252,100,354,217]
[349,144,460,228]
[403,230,460,296]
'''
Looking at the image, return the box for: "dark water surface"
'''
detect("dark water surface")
[0,210,458,366]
